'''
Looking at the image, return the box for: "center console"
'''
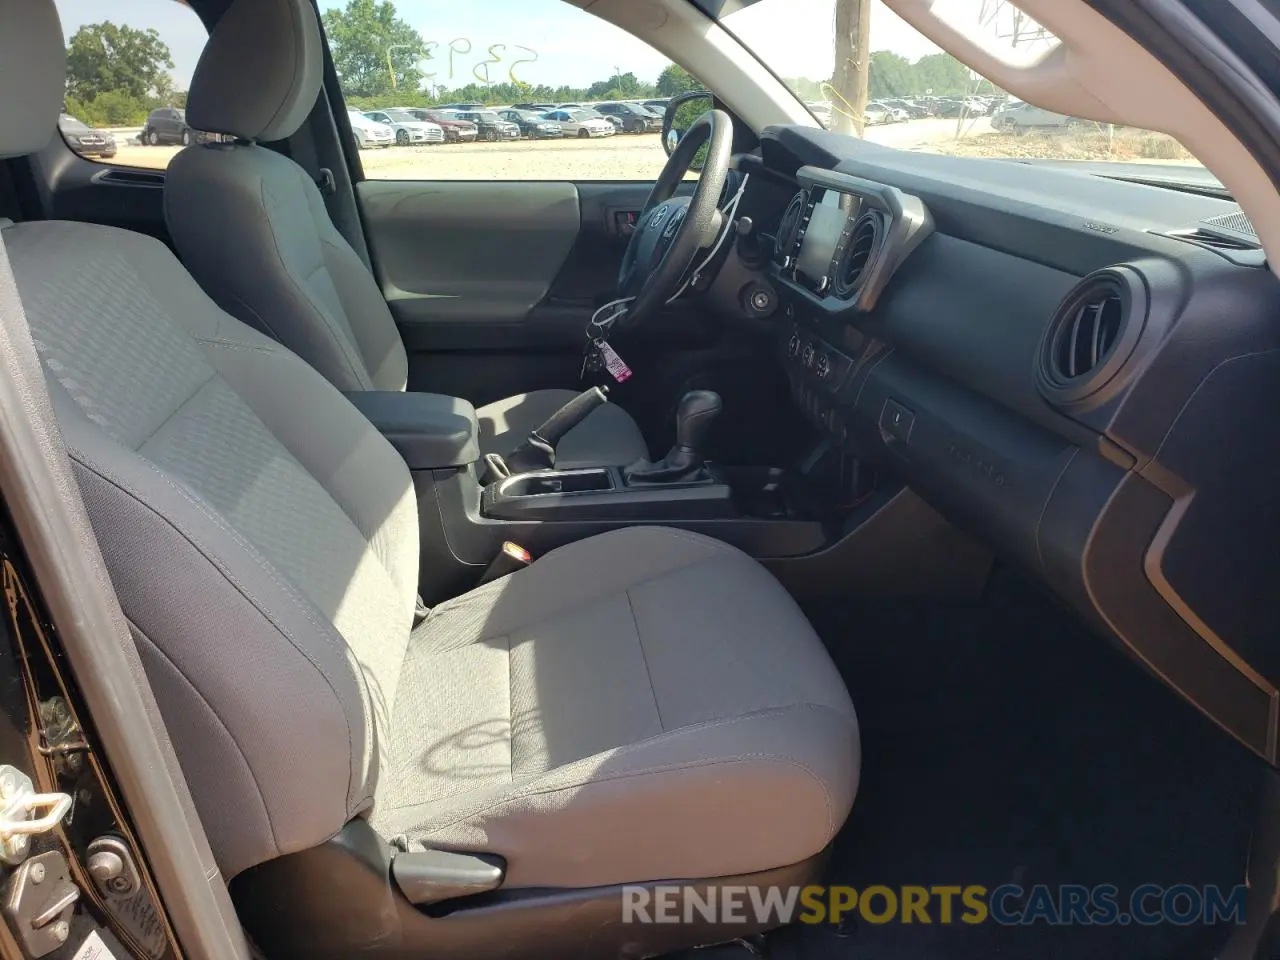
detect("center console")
[354,374,987,607]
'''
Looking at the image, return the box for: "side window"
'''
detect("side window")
[320,0,685,181]
[53,0,210,169]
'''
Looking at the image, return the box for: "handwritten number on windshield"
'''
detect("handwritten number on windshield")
[509,45,538,85]
[448,38,472,80]
[428,39,541,86]
[474,43,505,85]
[421,40,438,83]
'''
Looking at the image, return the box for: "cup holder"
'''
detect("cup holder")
[499,469,614,498]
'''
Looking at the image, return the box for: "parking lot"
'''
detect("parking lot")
[106,117,996,180]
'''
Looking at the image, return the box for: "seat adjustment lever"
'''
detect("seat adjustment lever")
[391,849,506,905]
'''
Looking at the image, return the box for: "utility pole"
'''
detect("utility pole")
[828,0,871,136]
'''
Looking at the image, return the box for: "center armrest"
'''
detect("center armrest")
[344,391,479,470]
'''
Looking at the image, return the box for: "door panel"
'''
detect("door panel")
[360,180,580,328]
[359,178,714,408]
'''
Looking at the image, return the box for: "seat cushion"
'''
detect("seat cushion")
[476,389,648,469]
[371,526,860,889]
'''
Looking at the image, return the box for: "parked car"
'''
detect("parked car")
[593,101,662,133]
[362,109,444,145]
[446,109,521,142]
[140,106,212,146]
[497,109,563,138]
[868,101,908,122]
[642,98,670,114]
[864,103,891,125]
[884,98,929,119]
[412,109,478,143]
[437,102,485,112]
[511,102,557,112]
[933,98,970,118]
[57,113,116,158]
[568,106,625,131]
[345,109,395,148]
[544,109,616,138]
[991,101,1078,133]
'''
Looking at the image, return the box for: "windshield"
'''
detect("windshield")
[59,115,89,132]
[383,109,416,122]
[719,0,1213,187]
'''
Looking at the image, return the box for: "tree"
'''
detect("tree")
[66,22,174,102]
[655,64,703,98]
[867,50,913,99]
[587,71,650,100]
[829,0,870,136]
[323,0,427,98]
[913,52,972,95]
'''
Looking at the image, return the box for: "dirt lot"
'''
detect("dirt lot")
[930,126,1202,164]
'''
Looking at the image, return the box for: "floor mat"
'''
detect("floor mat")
[761,571,1263,960]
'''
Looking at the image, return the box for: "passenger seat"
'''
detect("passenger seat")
[0,2,860,956]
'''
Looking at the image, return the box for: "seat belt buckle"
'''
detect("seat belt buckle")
[478,542,532,585]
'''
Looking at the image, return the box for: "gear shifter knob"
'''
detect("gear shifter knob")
[674,390,723,455]
[624,390,722,485]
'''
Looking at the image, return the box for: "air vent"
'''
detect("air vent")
[1037,269,1148,405]
[832,211,883,298]
[774,190,809,267]
[1167,228,1258,252]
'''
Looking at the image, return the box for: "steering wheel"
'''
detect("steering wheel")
[615,109,734,328]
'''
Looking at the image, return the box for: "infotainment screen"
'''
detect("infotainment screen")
[795,189,859,287]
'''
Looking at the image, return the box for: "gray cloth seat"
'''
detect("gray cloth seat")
[375,526,858,888]
[0,0,859,913]
[161,0,645,469]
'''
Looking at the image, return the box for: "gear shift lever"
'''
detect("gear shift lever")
[626,390,722,484]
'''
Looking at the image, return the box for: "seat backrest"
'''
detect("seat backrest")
[0,0,419,880]
[163,0,408,394]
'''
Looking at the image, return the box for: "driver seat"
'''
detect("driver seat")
[162,0,647,470]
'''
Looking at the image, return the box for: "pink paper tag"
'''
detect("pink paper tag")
[598,341,632,383]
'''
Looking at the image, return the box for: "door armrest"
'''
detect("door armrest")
[344,391,479,470]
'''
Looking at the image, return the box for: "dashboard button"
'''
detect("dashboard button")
[880,399,915,443]
[787,333,801,359]
[802,342,816,368]
[815,353,831,380]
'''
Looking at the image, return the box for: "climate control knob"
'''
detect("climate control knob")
[815,353,831,380]
[787,334,801,359]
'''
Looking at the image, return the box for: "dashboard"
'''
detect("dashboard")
[723,124,1280,764]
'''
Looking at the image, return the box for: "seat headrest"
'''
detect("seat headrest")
[186,0,323,142]
[0,0,66,159]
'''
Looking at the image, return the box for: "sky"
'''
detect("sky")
[51,0,1043,93]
